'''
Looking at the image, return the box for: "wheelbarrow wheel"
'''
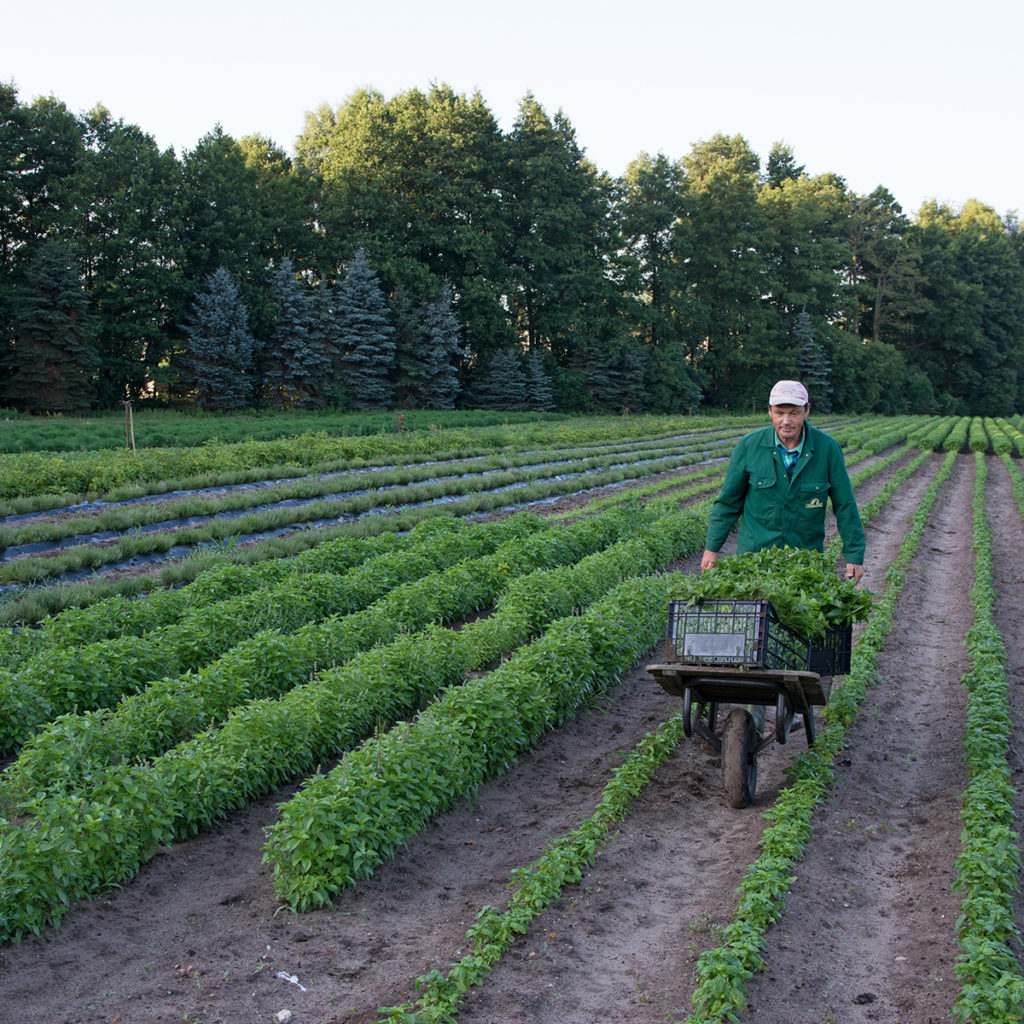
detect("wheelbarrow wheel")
[721,707,758,808]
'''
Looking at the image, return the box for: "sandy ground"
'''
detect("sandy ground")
[1,452,1022,1024]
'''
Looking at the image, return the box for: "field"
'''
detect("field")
[0,413,1022,1024]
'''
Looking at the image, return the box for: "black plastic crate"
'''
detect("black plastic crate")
[808,624,852,676]
[665,599,851,675]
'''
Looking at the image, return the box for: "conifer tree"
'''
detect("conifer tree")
[264,257,327,407]
[3,241,97,413]
[391,285,432,408]
[417,283,467,409]
[181,267,254,410]
[336,249,395,409]
[525,349,555,412]
[794,310,832,412]
[307,279,347,407]
[474,349,528,409]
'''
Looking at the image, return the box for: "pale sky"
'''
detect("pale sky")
[4,0,1020,219]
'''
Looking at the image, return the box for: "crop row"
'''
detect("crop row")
[0,430,740,551]
[0,413,867,626]
[990,417,1024,457]
[7,458,725,664]
[0,518,458,674]
[376,710,691,1023]
[0,414,757,506]
[0,501,706,942]
[0,438,732,590]
[0,513,544,753]
[2,505,642,778]
[838,414,930,453]
[951,453,1024,1022]
[262,568,687,910]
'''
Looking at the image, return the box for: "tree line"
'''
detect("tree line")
[2,80,1022,417]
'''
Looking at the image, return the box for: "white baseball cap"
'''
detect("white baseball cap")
[769,380,809,406]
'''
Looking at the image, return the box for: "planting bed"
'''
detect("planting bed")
[0,422,1021,1024]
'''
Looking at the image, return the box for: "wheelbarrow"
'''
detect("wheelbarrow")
[646,599,851,808]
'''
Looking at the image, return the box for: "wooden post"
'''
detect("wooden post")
[123,400,136,455]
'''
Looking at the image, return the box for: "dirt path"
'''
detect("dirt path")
[0,452,1020,1024]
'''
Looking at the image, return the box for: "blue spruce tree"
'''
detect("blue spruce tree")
[264,257,328,408]
[418,283,467,409]
[182,267,254,410]
[526,349,555,412]
[336,249,395,410]
[475,349,528,410]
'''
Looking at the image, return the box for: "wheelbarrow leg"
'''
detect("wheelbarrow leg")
[775,691,794,744]
[721,707,758,808]
[803,706,816,745]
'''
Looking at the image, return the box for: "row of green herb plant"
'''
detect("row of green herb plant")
[375,708,691,1024]
[943,417,972,452]
[262,565,689,911]
[910,416,956,451]
[682,449,955,1022]
[0,518,464,676]
[0,443,728,589]
[951,452,1024,1023]
[0,416,867,625]
[0,445,725,629]
[0,513,542,755]
[0,502,706,942]
[0,414,757,505]
[968,418,991,453]
[0,431,738,552]
[0,409,568,455]
[837,414,930,454]
[1003,453,1024,520]
[5,505,650,795]
[8,521,415,659]
[989,418,1024,458]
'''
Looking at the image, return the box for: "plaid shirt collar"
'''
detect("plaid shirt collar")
[775,428,805,474]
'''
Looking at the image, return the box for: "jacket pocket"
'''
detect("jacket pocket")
[799,482,828,511]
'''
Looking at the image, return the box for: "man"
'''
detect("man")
[701,379,865,580]
[700,380,864,737]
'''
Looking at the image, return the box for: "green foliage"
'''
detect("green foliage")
[950,453,1024,1023]
[263,569,685,911]
[0,515,538,757]
[676,547,874,636]
[336,249,396,410]
[2,242,97,413]
[0,501,706,942]
[2,80,1024,417]
[376,711,690,1023]
[181,268,255,411]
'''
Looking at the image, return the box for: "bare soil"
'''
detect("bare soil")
[2,453,1022,1024]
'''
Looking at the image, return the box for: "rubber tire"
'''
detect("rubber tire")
[775,691,794,744]
[721,707,758,809]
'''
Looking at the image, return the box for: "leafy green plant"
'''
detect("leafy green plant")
[950,452,1024,1023]
[672,547,873,636]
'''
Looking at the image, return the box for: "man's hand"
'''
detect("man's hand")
[701,549,718,572]
[845,563,864,583]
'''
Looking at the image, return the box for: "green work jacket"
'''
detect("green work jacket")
[704,423,866,564]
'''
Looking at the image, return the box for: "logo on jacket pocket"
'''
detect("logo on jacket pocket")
[804,497,824,509]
